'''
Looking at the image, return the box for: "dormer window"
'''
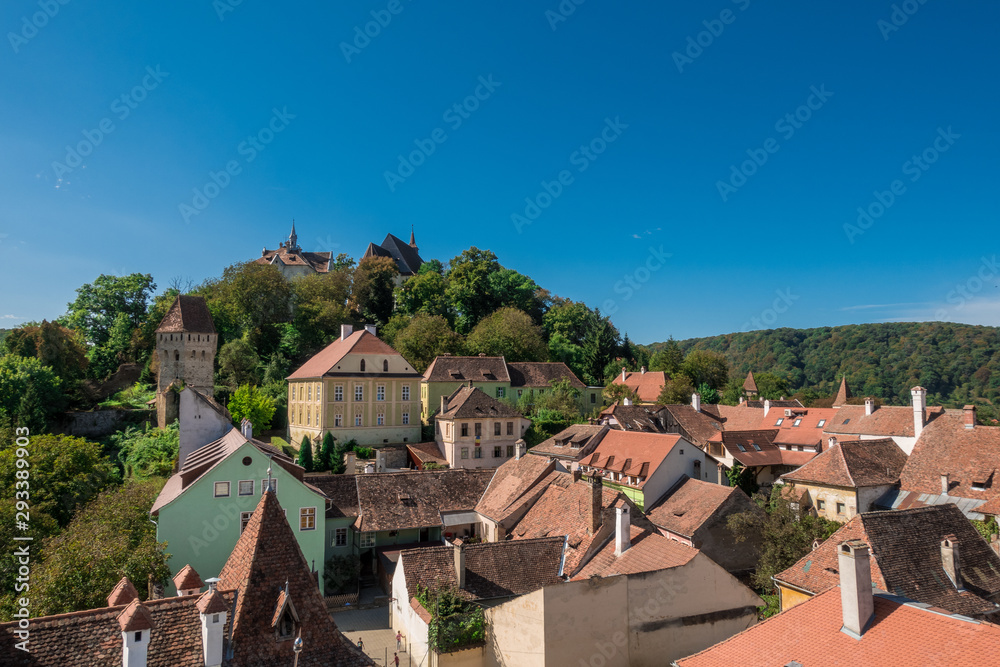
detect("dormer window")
[736,444,746,453]
[277,609,295,640]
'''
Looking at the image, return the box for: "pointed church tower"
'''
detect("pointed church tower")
[743,371,758,399]
[288,220,299,252]
[409,225,417,249]
[833,375,853,408]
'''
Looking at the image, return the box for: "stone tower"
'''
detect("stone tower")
[155,295,217,428]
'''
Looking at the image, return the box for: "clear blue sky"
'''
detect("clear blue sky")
[1,1,997,343]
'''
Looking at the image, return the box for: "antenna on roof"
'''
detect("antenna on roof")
[266,455,274,493]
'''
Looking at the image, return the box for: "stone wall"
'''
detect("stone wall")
[55,409,154,438]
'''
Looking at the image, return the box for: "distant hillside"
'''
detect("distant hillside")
[651,322,1000,416]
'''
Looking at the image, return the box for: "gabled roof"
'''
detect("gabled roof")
[826,404,944,438]
[715,430,817,468]
[646,476,757,539]
[423,355,510,383]
[217,490,370,666]
[675,586,1000,667]
[288,329,414,380]
[775,505,1000,619]
[781,438,907,488]
[476,454,556,522]
[361,233,423,276]
[172,564,203,592]
[507,361,586,389]
[742,371,757,393]
[439,386,524,420]
[744,399,804,409]
[833,375,853,407]
[406,441,449,469]
[582,431,685,485]
[529,424,609,460]
[305,473,360,518]
[573,525,698,579]
[156,295,216,334]
[900,410,1000,501]
[659,404,723,446]
[611,370,669,403]
[355,470,495,532]
[701,404,765,431]
[599,403,666,433]
[254,245,332,273]
[758,407,837,447]
[400,537,565,601]
[107,576,139,606]
[151,427,303,515]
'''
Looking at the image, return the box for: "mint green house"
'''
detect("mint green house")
[151,425,330,594]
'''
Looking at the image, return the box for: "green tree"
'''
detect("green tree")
[318,432,335,472]
[17,479,170,618]
[534,379,582,419]
[583,315,620,386]
[2,320,88,382]
[488,269,544,324]
[198,262,291,346]
[297,435,314,472]
[754,372,791,400]
[393,314,465,372]
[352,256,399,326]
[0,355,64,431]
[697,382,720,404]
[395,266,452,322]
[64,273,156,348]
[227,384,276,431]
[680,349,730,391]
[728,487,841,591]
[291,269,352,354]
[466,308,547,362]
[109,423,179,480]
[543,298,597,346]
[603,381,639,405]
[87,311,136,380]
[725,462,758,497]
[649,337,683,375]
[218,336,261,390]
[445,248,503,334]
[656,373,696,405]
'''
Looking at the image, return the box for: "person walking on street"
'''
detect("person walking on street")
[396,631,403,651]
[394,652,400,666]
[357,637,364,651]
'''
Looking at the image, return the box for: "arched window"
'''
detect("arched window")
[383,359,388,372]
[360,360,366,372]
[174,351,180,361]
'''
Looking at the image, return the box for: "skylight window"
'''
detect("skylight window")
[736,444,746,452]
[775,418,784,426]
[817,419,826,427]
[793,419,802,427]
[752,443,762,451]
[843,418,850,424]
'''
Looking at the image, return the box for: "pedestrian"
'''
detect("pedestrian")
[394,652,400,666]
[357,637,364,651]
[396,630,402,650]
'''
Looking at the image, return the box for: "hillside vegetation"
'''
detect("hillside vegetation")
[651,322,1000,420]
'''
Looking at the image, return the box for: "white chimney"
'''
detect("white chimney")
[117,600,154,667]
[515,439,526,460]
[440,395,449,415]
[640,366,646,375]
[196,585,229,667]
[864,397,875,416]
[692,393,701,413]
[621,367,627,381]
[941,473,949,496]
[964,405,976,430]
[453,542,466,590]
[623,397,632,407]
[838,540,875,639]
[763,399,771,416]
[365,324,377,336]
[340,324,353,341]
[828,436,838,450]
[941,535,963,591]
[911,386,927,438]
[614,506,631,556]
[240,418,253,441]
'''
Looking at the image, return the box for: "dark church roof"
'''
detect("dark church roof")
[362,232,423,276]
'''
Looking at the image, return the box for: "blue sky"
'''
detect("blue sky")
[1,1,997,343]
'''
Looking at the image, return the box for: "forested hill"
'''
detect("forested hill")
[653,322,1000,412]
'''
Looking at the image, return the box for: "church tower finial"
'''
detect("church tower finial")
[409,225,416,248]
[288,220,299,252]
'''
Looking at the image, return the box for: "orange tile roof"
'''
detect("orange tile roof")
[757,407,838,447]
[476,455,556,522]
[774,516,884,595]
[155,295,216,334]
[646,476,755,539]
[676,586,1000,667]
[611,370,669,402]
[826,404,945,438]
[255,244,332,273]
[171,564,203,592]
[572,525,698,579]
[106,576,139,607]
[781,438,907,488]
[582,430,683,484]
[702,404,766,431]
[900,410,1000,501]
[287,329,415,380]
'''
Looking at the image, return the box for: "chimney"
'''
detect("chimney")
[739,396,744,405]
[588,472,603,535]
[240,418,253,441]
[941,473,949,496]
[118,600,154,667]
[515,439,526,460]
[864,397,875,416]
[440,395,449,415]
[763,399,771,416]
[640,366,646,375]
[108,577,139,607]
[828,436,838,450]
[572,467,582,483]
[692,393,701,413]
[340,324,353,341]
[964,405,976,430]
[911,386,927,438]
[623,397,632,407]
[838,540,875,639]
[621,367,627,382]
[364,324,377,336]
[941,535,963,591]
[196,583,229,667]
[172,565,203,597]
[614,506,631,556]
[453,542,466,590]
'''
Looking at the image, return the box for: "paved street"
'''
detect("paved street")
[334,605,429,667]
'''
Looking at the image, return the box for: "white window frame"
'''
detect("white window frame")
[335,385,344,402]
[402,385,410,401]
[241,511,253,533]
[355,414,363,426]
[238,480,254,496]
[214,481,230,497]
[334,527,348,547]
[360,531,375,548]
[376,385,385,401]
[355,385,364,401]
[402,412,410,425]
[299,507,316,531]
[377,413,385,426]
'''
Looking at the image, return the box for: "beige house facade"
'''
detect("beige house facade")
[435,385,531,469]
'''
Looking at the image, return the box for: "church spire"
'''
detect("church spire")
[288,220,298,252]
[409,225,416,248]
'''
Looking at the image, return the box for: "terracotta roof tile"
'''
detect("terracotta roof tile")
[774,516,883,595]
[254,245,332,273]
[782,438,907,488]
[610,370,669,402]
[833,375,853,407]
[305,473,360,518]
[660,404,723,446]
[405,441,449,469]
[573,526,698,579]
[195,588,229,615]
[439,386,524,419]
[355,469,495,532]
[171,564,203,592]
[156,295,216,334]
[581,431,684,486]
[117,599,155,632]
[599,403,667,432]
[826,404,944,438]
[287,330,415,380]
[701,404,766,431]
[475,455,556,522]
[528,424,609,460]
[676,586,1000,667]
[900,410,1000,501]
[107,576,139,607]
[743,371,757,393]
[756,407,837,447]
[507,361,586,389]
[646,476,757,539]
[423,355,510,383]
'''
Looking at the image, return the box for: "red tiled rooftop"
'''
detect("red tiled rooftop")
[572,525,698,579]
[287,330,414,380]
[611,370,669,403]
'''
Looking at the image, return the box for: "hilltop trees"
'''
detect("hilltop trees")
[466,308,547,362]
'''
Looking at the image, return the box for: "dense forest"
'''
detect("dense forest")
[648,322,1000,421]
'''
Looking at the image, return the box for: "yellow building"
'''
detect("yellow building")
[286,324,422,447]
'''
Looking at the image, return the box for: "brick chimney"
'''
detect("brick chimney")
[911,386,927,438]
[964,405,976,430]
[614,506,631,556]
[340,324,353,341]
[941,535,963,591]
[572,467,582,483]
[692,393,701,413]
[864,397,875,416]
[453,541,466,590]
[588,472,603,535]
[838,540,875,639]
